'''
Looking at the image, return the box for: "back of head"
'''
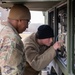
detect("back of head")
[8,4,31,21]
[36,24,54,39]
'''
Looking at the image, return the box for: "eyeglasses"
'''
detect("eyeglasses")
[28,20,31,25]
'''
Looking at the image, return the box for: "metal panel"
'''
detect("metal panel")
[0,1,60,11]
[2,0,62,2]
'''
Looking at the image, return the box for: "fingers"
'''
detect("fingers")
[53,40,63,50]
[58,40,64,47]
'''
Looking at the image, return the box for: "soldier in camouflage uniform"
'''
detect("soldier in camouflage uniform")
[0,4,31,75]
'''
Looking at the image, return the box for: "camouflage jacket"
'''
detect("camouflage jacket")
[0,23,25,75]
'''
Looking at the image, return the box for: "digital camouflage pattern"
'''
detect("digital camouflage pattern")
[0,23,25,75]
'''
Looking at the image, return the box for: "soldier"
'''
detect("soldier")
[23,25,62,75]
[0,4,31,75]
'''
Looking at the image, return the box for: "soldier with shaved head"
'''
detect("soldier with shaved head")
[0,4,31,75]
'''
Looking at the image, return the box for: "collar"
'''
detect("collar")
[7,22,22,39]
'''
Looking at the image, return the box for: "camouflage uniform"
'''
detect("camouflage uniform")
[0,23,25,75]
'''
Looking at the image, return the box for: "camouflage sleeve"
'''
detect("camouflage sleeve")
[0,36,14,66]
[0,36,18,75]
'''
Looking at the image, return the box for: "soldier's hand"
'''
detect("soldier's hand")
[53,41,63,50]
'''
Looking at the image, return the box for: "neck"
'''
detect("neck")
[8,19,19,33]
